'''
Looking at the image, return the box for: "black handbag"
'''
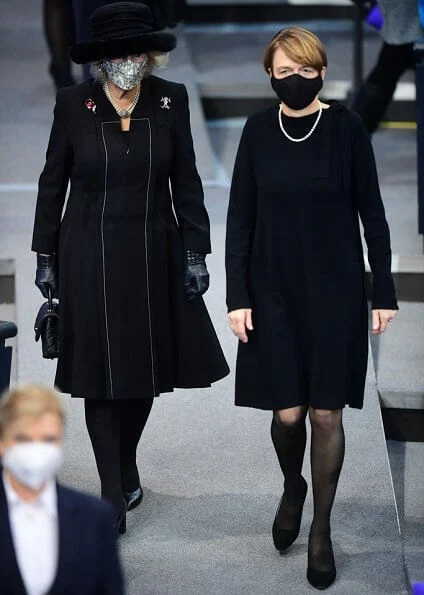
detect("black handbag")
[34,288,59,359]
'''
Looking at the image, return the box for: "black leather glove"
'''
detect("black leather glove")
[184,251,209,301]
[35,253,58,299]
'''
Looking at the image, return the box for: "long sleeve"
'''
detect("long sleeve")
[225,121,257,312]
[31,88,73,254]
[351,112,398,309]
[170,85,211,254]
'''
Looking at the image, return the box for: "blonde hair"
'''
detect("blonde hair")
[90,51,170,83]
[0,385,64,437]
[263,27,327,73]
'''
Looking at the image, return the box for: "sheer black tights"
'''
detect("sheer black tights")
[84,398,153,511]
[271,411,307,531]
[309,409,344,570]
[271,408,345,570]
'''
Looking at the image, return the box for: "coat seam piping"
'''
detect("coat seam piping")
[100,119,156,399]
[144,118,156,397]
[100,122,115,398]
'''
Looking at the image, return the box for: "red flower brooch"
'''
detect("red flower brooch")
[85,98,96,114]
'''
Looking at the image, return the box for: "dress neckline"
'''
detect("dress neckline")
[280,104,332,121]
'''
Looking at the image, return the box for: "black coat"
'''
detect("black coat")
[32,77,229,399]
[225,104,398,411]
[0,477,123,595]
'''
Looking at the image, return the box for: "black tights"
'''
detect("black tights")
[84,398,153,511]
[352,42,417,133]
[271,408,345,569]
[368,42,416,91]
[43,0,76,88]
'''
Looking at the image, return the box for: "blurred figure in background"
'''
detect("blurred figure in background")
[0,385,123,595]
[43,0,76,89]
[72,0,105,80]
[351,0,422,134]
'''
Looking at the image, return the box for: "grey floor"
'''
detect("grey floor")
[1,1,423,593]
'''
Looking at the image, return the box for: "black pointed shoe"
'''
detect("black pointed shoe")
[113,497,128,537]
[307,532,336,590]
[124,486,143,511]
[272,476,308,552]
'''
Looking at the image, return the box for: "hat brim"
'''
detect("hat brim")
[69,31,177,64]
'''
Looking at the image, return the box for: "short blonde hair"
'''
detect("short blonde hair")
[263,27,327,73]
[0,385,64,437]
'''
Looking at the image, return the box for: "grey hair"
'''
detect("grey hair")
[90,51,169,83]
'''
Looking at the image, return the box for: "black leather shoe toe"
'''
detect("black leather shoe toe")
[124,486,143,511]
[272,476,308,552]
[113,498,128,537]
[306,565,336,590]
[307,533,336,590]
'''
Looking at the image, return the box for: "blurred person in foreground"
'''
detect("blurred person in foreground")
[351,0,422,133]
[0,385,123,595]
[225,27,398,590]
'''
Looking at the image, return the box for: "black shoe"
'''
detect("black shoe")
[307,532,336,590]
[272,476,307,552]
[113,498,128,537]
[124,486,143,511]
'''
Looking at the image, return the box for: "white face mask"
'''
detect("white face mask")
[2,442,63,490]
[103,58,148,90]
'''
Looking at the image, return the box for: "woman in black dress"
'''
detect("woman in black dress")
[32,2,229,535]
[225,27,398,589]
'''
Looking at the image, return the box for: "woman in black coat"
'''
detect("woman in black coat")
[32,1,229,535]
[225,27,398,589]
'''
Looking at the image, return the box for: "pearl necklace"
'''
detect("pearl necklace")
[103,81,140,118]
[278,101,322,143]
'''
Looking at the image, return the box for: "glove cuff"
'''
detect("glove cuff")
[37,253,55,268]
[186,250,206,266]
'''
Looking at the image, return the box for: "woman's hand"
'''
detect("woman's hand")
[35,253,58,299]
[228,309,253,343]
[371,309,397,334]
[184,251,209,301]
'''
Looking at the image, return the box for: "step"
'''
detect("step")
[185,0,355,22]
[370,301,424,441]
[0,259,15,304]
[387,440,424,586]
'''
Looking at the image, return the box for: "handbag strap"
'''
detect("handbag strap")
[48,286,53,312]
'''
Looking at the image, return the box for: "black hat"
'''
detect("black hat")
[69,2,177,64]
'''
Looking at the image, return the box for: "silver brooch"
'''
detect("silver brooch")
[160,96,171,110]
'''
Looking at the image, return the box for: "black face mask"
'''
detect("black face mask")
[271,73,323,110]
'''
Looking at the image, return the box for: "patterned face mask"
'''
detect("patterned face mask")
[102,57,149,90]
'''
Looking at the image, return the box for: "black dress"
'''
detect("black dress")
[32,77,229,399]
[225,103,398,411]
